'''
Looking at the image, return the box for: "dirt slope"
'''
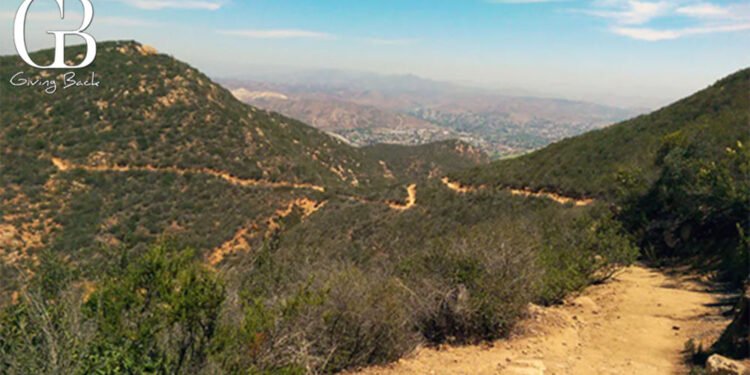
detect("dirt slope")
[355,266,731,375]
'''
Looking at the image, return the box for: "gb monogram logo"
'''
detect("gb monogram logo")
[14,0,97,69]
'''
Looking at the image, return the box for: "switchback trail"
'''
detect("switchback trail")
[50,157,420,212]
[48,157,421,267]
[355,265,732,375]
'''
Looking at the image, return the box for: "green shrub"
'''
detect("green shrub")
[624,139,749,283]
[81,242,225,374]
[538,210,638,304]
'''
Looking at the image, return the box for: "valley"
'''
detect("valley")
[221,73,639,158]
[0,41,747,375]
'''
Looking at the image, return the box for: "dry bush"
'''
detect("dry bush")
[213,247,420,373]
[405,223,542,343]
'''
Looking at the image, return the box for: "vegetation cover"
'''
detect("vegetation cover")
[457,68,750,200]
[456,67,750,363]
[2,41,745,373]
[456,68,749,281]
[362,140,489,181]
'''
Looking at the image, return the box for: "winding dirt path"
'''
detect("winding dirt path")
[355,265,731,375]
[50,157,424,212]
[440,177,593,207]
[51,157,326,192]
[388,184,418,211]
[508,189,593,207]
[208,198,327,265]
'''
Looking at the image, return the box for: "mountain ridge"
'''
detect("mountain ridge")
[454,67,750,199]
[0,40,490,272]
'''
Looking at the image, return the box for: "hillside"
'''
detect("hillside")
[0,41,645,374]
[456,68,750,199]
[0,41,529,282]
[449,68,750,372]
[0,41,408,279]
[362,140,488,181]
[0,40,610,292]
[1,42,394,190]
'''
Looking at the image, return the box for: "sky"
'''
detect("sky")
[1,0,749,108]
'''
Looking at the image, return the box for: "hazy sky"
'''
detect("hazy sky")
[1,0,749,108]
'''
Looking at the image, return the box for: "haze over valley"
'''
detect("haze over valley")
[222,70,642,157]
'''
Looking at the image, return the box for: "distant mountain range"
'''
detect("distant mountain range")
[1,41,746,375]
[220,70,642,158]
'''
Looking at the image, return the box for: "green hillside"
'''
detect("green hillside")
[455,67,748,278]
[456,68,750,200]
[1,41,398,190]
[454,68,750,362]
[0,41,398,264]
[362,140,488,181]
[0,41,641,374]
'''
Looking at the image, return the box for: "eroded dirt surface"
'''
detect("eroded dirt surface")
[356,266,732,375]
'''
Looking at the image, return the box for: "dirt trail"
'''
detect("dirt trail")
[440,177,593,207]
[208,198,327,265]
[51,157,326,192]
[388,184,418,211]
[356,266,731,375]
[441,177,479,194]
[508,189,593,207]
[51,157,424,212]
